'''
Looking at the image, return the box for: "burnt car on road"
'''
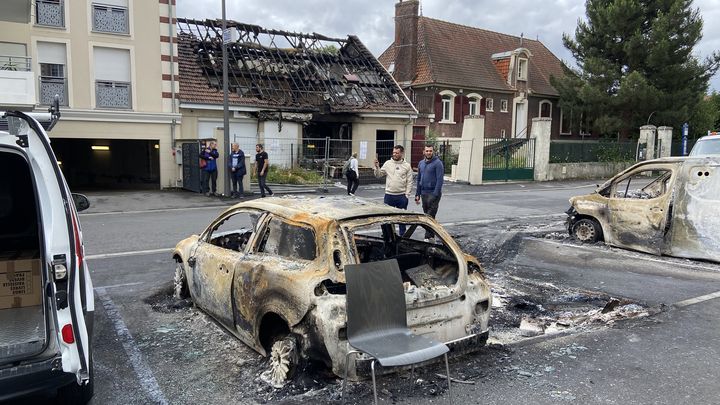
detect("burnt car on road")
[566,157,720,262]
[172,196,491,385]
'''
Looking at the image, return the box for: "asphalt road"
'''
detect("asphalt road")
[57,181,720,404]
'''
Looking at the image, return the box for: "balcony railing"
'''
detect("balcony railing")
[40,77,68,106]
[36,0,65,27]
[92,3,129,34]
[0,56,32,72]
[96,81,131,109]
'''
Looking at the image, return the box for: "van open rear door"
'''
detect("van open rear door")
[1,111,92,384]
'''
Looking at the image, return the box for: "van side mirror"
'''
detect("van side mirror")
[72,193,90,212]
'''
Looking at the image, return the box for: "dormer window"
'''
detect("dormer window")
[517,58,528,81]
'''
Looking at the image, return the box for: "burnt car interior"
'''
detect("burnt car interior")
[602,169,672,199]
[208,211,260,252]
[256,218,317,261]
[350,222,459,287]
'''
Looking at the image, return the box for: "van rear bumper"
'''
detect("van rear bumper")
[0,355,75,402]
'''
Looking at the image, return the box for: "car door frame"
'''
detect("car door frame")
[606,163,677,255]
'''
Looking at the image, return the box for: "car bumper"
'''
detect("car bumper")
[0,355,75,402]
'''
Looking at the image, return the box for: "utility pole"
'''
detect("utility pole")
[221,0,231,196]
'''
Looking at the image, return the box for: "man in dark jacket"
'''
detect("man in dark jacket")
[200,140,220,196]
[228,143,246,198]
[415,144,444,241]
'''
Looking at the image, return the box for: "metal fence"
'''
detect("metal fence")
[549,140,636,163]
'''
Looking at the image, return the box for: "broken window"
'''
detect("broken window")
[347,220,459,288]
[256,218,316,261]
[613,169,672,199]
[208,210,262,252]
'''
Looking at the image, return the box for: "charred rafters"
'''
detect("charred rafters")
[176,18,404,112]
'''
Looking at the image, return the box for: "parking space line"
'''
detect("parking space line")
[96,287,169,405]
[86,248,172,260]
[674,291,720,308]
[94,282,144,290]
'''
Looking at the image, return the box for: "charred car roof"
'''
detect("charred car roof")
[225,196,419,222]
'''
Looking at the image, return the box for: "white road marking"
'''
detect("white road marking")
[86,248,172,260]
[94,282,144,290]
[674,291,720,308]
[81,205,228,217]
[95,288,169,405]
[531,238,720,273]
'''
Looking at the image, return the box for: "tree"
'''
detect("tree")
[688,93,719,138]
[551,0,720,138]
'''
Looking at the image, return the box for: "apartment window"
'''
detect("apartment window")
[539,100,552,117]
[500,99,508,112]
[38,42,68,106]
[439,90,456,123]
[94,47,131,109]
[486,98,494,112]
[92,0,129,34]
[467,94,481,116]
[517,58,528,81]
[0,43,29,71]
[36,0,65,28]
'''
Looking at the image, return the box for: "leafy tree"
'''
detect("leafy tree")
[551,0,720,138]
[688,93,718,138]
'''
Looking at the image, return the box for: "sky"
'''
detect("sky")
[176,0,720,92]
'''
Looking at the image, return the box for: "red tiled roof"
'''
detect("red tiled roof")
[379,17,566,96]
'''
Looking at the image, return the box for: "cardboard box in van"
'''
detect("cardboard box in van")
[0,259,42,309]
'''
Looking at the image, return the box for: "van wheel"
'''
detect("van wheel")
[266,335,299,388]
[56,354,94,404]
[174,261,189,299]
[572,218,603,243]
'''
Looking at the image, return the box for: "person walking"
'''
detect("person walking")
[415,144,444,241]
[374,144,413,235]
[228,143,246,198]
[199,140,219,196]
[254,143,273,198]
[345,152,360,196]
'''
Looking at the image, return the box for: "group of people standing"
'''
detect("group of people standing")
[345,144,445,240]
[199,142,273,198]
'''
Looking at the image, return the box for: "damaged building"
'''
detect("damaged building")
[175,19,417,192]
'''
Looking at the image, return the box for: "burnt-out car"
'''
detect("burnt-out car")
[566,157,720,262]
[173,196,491,384]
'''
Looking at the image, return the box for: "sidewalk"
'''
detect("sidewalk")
[79,178,602,215]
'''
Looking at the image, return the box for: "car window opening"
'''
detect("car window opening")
[209,211,260,252]
[613,169,671,199]
[257,218,317,261]
[350,222,459,289]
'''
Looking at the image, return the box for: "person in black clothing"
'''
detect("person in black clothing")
[254,143,273,198]
[199,140,219,196]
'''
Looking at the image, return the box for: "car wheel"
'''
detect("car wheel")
[56,354,94,404]
[174,261,189,299]
[572,218,603,243]
[267,335,299,388]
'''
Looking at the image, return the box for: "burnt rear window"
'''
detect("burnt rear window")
[257,218,316,261]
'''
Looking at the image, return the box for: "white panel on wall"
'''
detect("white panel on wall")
[93,47,130,81]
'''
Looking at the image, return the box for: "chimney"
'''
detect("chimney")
[394,0,419,84]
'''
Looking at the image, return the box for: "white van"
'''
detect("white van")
[689,133,720,156]
[0,110,94,403]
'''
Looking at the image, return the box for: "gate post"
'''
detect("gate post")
[530,117,551,181]
[456,115,485,184]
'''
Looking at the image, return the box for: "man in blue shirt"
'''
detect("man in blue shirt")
[199,140,219,196]
[415,144,444,241]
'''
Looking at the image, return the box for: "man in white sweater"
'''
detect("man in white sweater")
[374,145,414,234]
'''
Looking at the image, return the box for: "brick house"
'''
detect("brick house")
[379,0,578,145]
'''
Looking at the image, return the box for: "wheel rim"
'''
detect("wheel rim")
[575,221,596,242]
[268,337,298,388]
[173,262,186,299]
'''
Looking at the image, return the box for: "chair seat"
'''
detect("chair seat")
[350,329,449,367]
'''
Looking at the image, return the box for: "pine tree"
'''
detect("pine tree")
[551,0,720,138]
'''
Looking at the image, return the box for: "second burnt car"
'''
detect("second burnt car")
[173,196,491,384]
[566,156,720,262]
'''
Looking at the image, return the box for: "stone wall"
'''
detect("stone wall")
[546,162,635,181]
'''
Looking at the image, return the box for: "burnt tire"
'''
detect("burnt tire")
[572,218,603,243]
[266,335,300,388]
[173,261,189,299]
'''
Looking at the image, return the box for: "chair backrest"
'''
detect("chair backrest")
[344,259,407,342]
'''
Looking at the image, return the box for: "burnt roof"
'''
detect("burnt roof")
[378,17,566,96]
[177,19,416,115]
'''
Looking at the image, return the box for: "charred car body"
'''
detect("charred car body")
[173,196,491,383]
[567,157,720,263]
